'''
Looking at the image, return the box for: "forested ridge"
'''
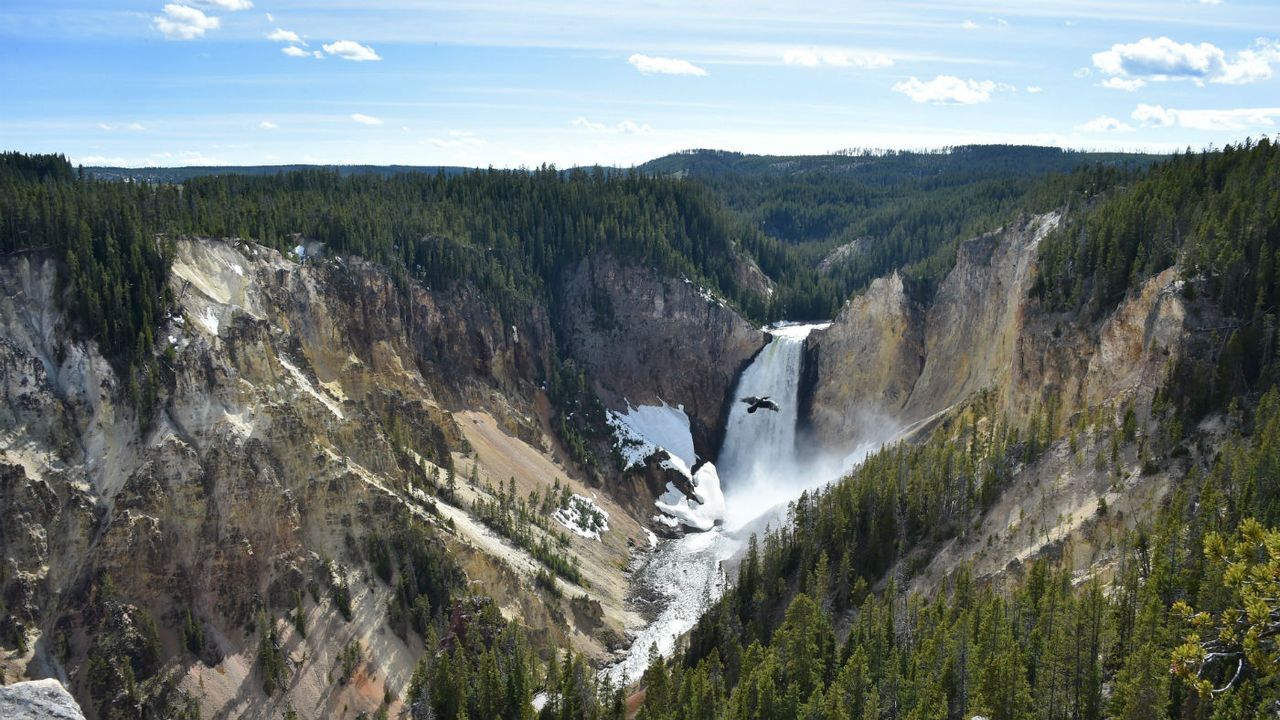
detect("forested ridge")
[0,154,758,324]
[641,145,1159,316]
[1034,138,1280,425]
[0,153,764,429]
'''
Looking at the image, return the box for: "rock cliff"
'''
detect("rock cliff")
[0,679,86,720]
[0,239,677,717]
[558,253,765,457]
[807,211,1202,446]
[806,211,1222,592]
[803,272,924,447]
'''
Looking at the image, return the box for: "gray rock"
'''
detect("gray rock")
[0,679,86,720]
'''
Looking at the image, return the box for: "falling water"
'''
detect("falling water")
[717,324,820,527]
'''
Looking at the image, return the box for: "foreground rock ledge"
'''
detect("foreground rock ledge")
[0,679,87,720]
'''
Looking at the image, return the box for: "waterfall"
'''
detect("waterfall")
[606,322,842,686]
[718,323,828,529]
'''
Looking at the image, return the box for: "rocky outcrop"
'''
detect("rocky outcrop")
[559,253,765,456]
[807,211,1205,446]
[805,210,1221,597]
[0,679,86,720]
[817,236,873,274]
[0,239,654,718]
[804,272,924,446]
[903,214,1053,421]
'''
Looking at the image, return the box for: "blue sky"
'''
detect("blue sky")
[2,0,1279,167]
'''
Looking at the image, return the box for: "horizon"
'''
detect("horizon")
[3,1,1280,168]
[49,143,1199,172]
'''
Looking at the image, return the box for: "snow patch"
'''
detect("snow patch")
[696,286,724,306]
[655,462,726,532]
[553,494,610,541]
[604,401,730,529]
[645,528,658,548]
[199,306,219,336]
[606,400,697,471]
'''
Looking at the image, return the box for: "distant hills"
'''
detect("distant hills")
[84,164,473,183]
[635,144,1165,180]
[83,145,1166,184]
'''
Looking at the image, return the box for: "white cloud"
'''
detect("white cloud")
[1221,41,1280,84]
[1076,115,1134,132]
[267,28,304,45]
[323,40,381,62]
[259,121,278,130]
[1025,85,1043,93]
[1132,103,1280,130]
[351,113,383,125]
[1199,0,1223,4]
[1100,77,1147,91]
[615,120,652,134]
[281,46,310,57]
[571,117,607,132]
[571,117,654,134]
[1132,104,1177,126]
[265,12,274,22]
[98,122,147,131]
[1093,36,1280,86]
[892,75,1012,104]
[152,4,220,41]
[189,0,253,10]
[959,18,1006,31]
[628,53,708,76]
[783,48,892,69]
[1074,67,1092,78]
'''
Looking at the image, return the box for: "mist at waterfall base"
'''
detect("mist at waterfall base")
[604,323,897,685]
[717,323,887,530]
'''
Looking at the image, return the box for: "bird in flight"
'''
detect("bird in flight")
[741,396,780,413]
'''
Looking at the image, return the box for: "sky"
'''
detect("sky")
[2,0,1279,168]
